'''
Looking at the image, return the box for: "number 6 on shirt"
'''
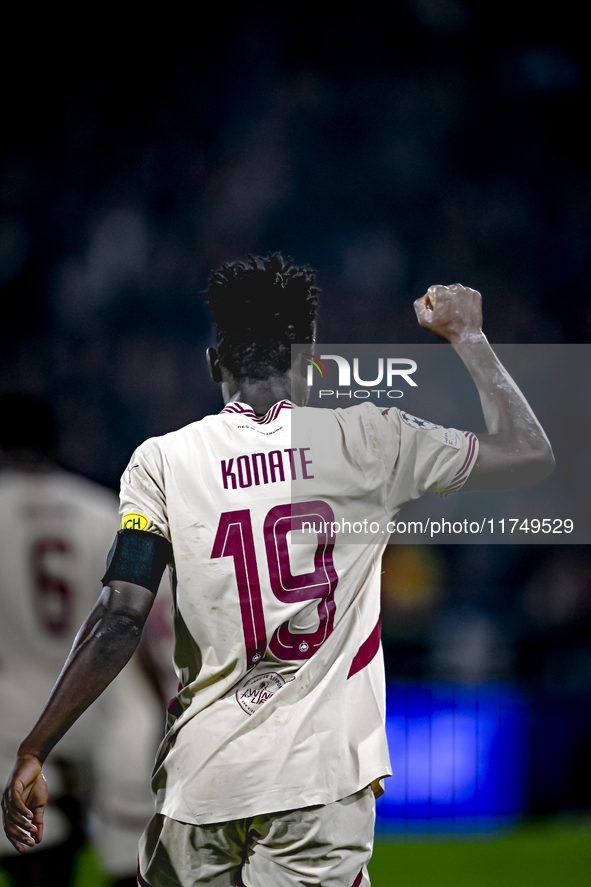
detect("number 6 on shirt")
[211,501,339,666]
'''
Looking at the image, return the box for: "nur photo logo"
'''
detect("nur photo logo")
[302,349,418,400]
[302,353,328,378]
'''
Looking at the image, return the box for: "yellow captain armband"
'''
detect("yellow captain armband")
[121,512,150,531]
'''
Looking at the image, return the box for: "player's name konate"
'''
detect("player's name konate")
[221,448,314,490]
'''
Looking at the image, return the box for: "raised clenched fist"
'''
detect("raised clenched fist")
[413,284,484,344]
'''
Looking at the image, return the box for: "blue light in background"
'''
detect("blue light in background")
[376,682,528,835]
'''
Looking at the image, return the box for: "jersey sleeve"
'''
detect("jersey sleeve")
[119,438,170,540]
[364,405,479,511]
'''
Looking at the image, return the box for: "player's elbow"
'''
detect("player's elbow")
[94,609,145,657]
[467,432,556,490]
[536,443,556,479]
[513,441,555,487]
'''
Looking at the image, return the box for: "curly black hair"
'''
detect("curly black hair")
[201,253,319,380]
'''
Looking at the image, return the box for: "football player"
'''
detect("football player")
[2,257,554,886]
[0,394,172,887]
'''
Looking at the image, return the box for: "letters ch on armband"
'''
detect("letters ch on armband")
[121,512,150,531]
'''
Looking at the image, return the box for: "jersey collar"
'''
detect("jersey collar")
[219,399,294,425]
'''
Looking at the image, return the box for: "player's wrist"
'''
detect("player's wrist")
[449,328,487,346]
[15,747,44,768]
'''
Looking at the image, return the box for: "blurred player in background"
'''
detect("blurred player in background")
[3,257,555,886]
[0,394,172,887]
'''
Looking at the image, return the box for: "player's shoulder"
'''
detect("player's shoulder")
[49,469,119,513]
[129,415,219,461]
[300,401,384,420]
[0,469,120,531]
[296,402,401,458]
[0,465,117,504]
[308,401,403,434]
[334,403,446,434]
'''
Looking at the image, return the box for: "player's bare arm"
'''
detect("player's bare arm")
[1,580,155,853]
[414,284,555,490]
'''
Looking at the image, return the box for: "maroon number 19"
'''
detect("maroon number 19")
[211,501,339,666]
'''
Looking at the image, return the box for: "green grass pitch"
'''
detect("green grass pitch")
[1,819,590,886]
[368,819,591,887]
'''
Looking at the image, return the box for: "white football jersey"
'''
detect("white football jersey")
[0,468,119,735]
[119,400,478,824]
[0,467,119,854]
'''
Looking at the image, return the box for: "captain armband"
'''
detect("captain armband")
[102,529,173,594]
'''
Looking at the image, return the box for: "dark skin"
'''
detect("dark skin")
[414,284,554,489]
[2,283,554,853]
[205,347,309,414]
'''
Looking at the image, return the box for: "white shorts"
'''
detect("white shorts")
[137,786,375,887]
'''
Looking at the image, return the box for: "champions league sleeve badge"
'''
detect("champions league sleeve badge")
[399,410,441,431]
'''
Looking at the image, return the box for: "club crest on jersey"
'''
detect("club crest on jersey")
[121,512,150,531]
[399,410,441,431]
[236,672,288,716]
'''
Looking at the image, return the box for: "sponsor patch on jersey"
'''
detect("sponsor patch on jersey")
[443,430,461,449]
[120,512,150,531]
[236,672,288,716]
[399,410,441,431]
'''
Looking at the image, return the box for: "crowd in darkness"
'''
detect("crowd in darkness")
[1,3,590,814]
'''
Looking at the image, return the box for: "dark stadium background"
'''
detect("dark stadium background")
[1,3,589,884]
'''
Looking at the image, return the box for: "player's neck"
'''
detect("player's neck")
[222,373,303,416]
